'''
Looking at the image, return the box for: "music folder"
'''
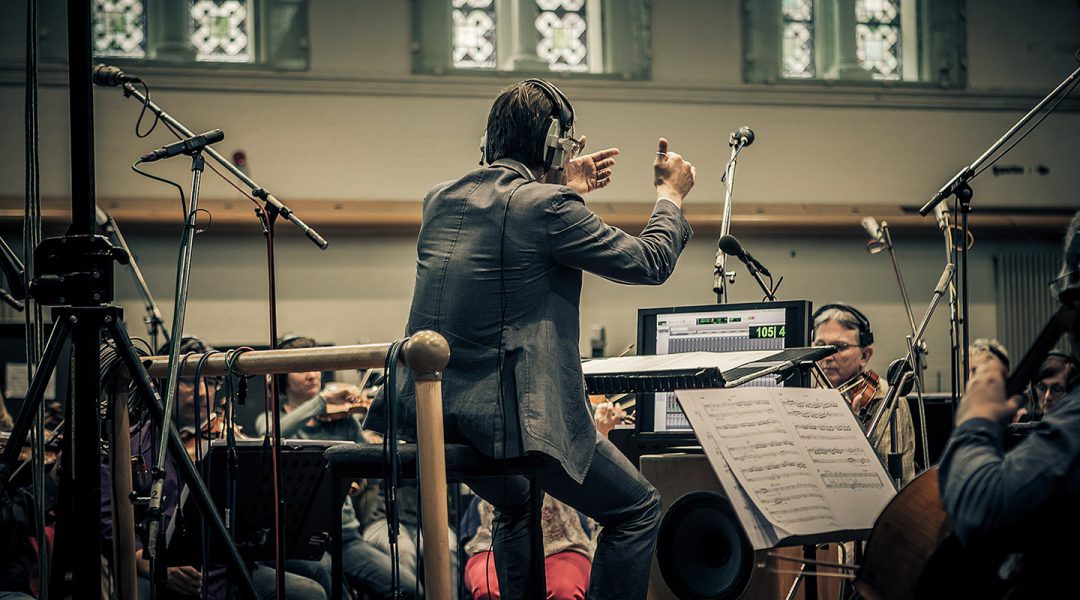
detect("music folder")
[675,387,896,550]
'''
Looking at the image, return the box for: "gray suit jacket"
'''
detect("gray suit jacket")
[365,159,692,483]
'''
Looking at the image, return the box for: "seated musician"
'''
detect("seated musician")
[939,212,1080,597]
[1033,351,1077,415]
[812,303,916,483]
[252,335,420,599]
[99,336,329,600]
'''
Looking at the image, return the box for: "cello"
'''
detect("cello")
[853,301,1079,599]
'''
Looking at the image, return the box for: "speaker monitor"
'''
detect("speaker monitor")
[641,453,809,600]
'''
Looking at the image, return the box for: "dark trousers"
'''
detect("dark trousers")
[464,434,662,600]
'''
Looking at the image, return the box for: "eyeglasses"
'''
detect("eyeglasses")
[813,341,862,352]
[561,135,585,159]
[1036,382,1066,397]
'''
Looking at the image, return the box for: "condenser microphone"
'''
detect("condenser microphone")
[861,217,882,241]
[932,202,950,231]
[719,234,771,278]
[730,126,755,148]
[140,129,224,162]
[92,64,141,87]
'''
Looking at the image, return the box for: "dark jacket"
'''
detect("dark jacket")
[366,159,692,483]
[940,389,1080,596]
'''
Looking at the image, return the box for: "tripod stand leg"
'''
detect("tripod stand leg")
[0,316,70,469]
[107,317,260,600]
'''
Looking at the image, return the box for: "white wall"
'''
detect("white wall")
[0,1,1076,389]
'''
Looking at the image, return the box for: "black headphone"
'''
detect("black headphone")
[812,303,874,347]
[480,78,576,171]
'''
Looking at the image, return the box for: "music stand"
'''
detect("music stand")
[168,439,349,564]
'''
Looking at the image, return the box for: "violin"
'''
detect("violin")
[836,370,881,420]
[316,378,373,422]
[179,411,247,461]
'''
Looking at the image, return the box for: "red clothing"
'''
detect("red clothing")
[464,550,590,600]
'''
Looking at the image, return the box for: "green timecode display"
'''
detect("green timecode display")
[749,324,786,339]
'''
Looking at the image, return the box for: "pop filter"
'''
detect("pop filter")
[656,491,754,600]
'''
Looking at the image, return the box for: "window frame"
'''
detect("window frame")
[413,0,651,80]
[40,0,310,73]
[744,0,966,89]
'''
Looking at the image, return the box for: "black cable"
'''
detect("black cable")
[382,338,409,599]
[191,349,219,600]
[974,75,1080,178]
[23,0,47,594]
[134,80,160,138]
[131,159,188,218]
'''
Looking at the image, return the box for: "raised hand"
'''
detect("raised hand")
[566,136,619,195]
[653,138,696,206]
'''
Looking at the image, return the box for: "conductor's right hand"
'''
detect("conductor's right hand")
[653,138,696,207]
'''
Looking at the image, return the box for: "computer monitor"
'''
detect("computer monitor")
[635,300,812,434]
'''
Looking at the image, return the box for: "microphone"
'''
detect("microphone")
[92,64,141,87]
[140,129,224,162]
[932,202,950,231]
[719,234,771,278]
[862,216,888,255]
[730,126,755,148]
[861,217,882,241]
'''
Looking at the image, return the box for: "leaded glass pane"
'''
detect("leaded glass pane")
[93,0,146,59]
[536,0,590,73]
[855,0,901,80]
[781,0,814,78]
[453,0,497,69]
[191,0,253,63]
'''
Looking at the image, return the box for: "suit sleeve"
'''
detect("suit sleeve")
[545,188,693,285]
[939,396,1080,550]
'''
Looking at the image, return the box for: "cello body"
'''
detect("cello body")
[854,467,1011,600]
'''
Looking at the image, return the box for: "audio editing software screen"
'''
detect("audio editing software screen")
[652,306,788,432]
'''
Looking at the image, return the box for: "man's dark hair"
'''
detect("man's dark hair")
[484,81,559,169]
[1038,352,1079,391]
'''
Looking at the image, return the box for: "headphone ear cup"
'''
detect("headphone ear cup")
[541,117,560,169]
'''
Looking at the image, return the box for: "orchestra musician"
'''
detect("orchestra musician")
[939,211,1080,597]
[1033,351,1078,415]
[812,303,917,483]
[253,335,420,599]
[364,78,696,599]
[99,336,330,600]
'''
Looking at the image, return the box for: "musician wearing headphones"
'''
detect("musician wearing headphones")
[939,212,1080,596]
[365,78,695,600]
[812,304,917,484]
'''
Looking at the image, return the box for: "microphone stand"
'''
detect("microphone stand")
[147,149,208,596]
[866,220,931,469]
[867,262,955,487]
[714,136,748,303]
[108,77,331,597]
[113,82,329,250]
[918,59,1080,402]
[743,255,777,302]
[97,208,169,350]
[935,205,965,409]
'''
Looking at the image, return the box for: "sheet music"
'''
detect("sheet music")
[677,387,895,548]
